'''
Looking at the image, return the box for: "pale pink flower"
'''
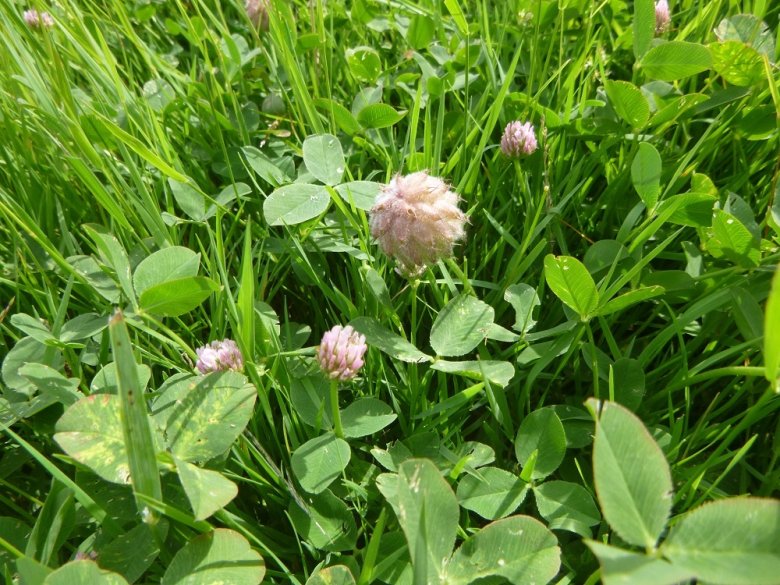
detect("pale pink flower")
[655,0,670,34]
[500,121,538,157]
[24,9,54,28]
[195,339,244,374]
[245,0,269,30]
[369,172,467,276]
[317,326,367,381]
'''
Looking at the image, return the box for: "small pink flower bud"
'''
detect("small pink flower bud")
[195,339,244,374]
[500,121,538,157]
[655,0,670,34]
[23,9,54,28]
[369,172,467,276]
[317,325,367,381]
[245,0,269,30]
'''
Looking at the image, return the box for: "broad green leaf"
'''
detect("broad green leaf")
[10,314,55,345]
[710,41,764,86]
[586,541,695,585]
[456,467,527,520]
[263,184,331,226]
[447,516,561,585]
[303,134,345,186]
[656,193,717,227]
[533,481,601,537]
[345,47,381,83]
[313,98,361,135]
[242,146,290,186]
[57,313,105,345]
[544,255,599,320]
[504,283,540,334]
[0,517,30,574]
[584,240,629,274]
[514,407,567,480]
[605,80,650,128]
[151,372,256,463]
[91,362,152,395]
[641,42,712,80]
[588,399,672,548]
[650,93,708,127]
[662,498,780,585]
[407,14,435,50]
[19,364,80,406]
[68,255,120,303]
[430,360,515,387]
[138,276,219,317]
[132,247,200,296]
[17,557,52,584]
[340,398,397,438]
[707,209,760,268]
[596,286,665,317]
[25,480,74,566]
[291,433,351,494]
[98,522,163,583]
[306,565,356,585]
[289,490,357,552]
[765,265,780,386]
[349,317,431,363]
[161,529,264,585]
[2,337,61,397]
[430,294,495,357]
[168,179,205,221]
[43,561,128,585]
[54,395,130,484]
[357,103,407,129]
[174,458,238,520]
[389,459,459,585]
[714,14,775,58]
[334,181,381,211]
[611,358,646,411]
[631,142,662,209]
[290,375,332,430]
[84,225,136,307]
[633,0,655,58]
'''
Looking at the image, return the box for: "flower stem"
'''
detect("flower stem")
[330,380,344,439]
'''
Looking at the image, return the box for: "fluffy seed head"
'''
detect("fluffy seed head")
[245,0,269,30]
[23,9,54,28]
[655,0,670,34]
[195,339,244,374]
[317,325,368,381]
[369,172,467,276]
[500,121,538,157]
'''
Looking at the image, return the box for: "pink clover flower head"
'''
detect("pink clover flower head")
[195,339,244,374]
[245,0,269,30]
[655,0,670,34]
[317,325,368,381]
[500,121,538,157]
[24,9,54,28]
[369,172,467,277]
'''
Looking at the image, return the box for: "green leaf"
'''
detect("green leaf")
[25,479,74,566]
[60,313,107,343]
[707,209,760,268]
[588,399,672,549]
[586,541,695,585]
[611,358,646,411]
[10,314,56,345]
[710,41,764,86]
[662,498,780,585]
[443,0,468,35]
[641,41,712,81]
[306,565,356,585]
[387,459,459,585]
[19,364,80,406]
[357,103,407,129]
[151,372,256,463]
[430,360,515,387]
[132,247,200,296]
[504,283,541,334]
[334,181,381,211]
[429,294,495,357]
[289,490,357,552]
[91,362,152,395]
[345,47,382,83]
[605,80,650,128]
[633,0,655,58]
[138,276,220,317]
[595,286,665,317]
[313,98,362,135]
[263,184,331,226]
[167,179,205,221]
[514,407,567,480]
[84,225,136,307]
[161,529,265,585]
[446,516,561,585]
[765,265,780,387]
[407,14,435,50]
[174,457,238,520]
[544,255,599,320]
[456,467,528,520]
[656,193,717,227]
[303,134,345,186]
[533,481,601,537]
[98,522,163,583]
[242,146,290,186]
[54,395,131,484]
[714,14,775,58]
[291,433,351,494]
[2,337,59,397]
[0,517,30,574]
[349,317,431,363]
[340,398,397,438]
[43,561,128,585]
[631,142,662,209]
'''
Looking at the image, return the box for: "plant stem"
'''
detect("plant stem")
[330,379,344,439]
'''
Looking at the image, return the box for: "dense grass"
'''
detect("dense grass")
[1,0,779,583]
